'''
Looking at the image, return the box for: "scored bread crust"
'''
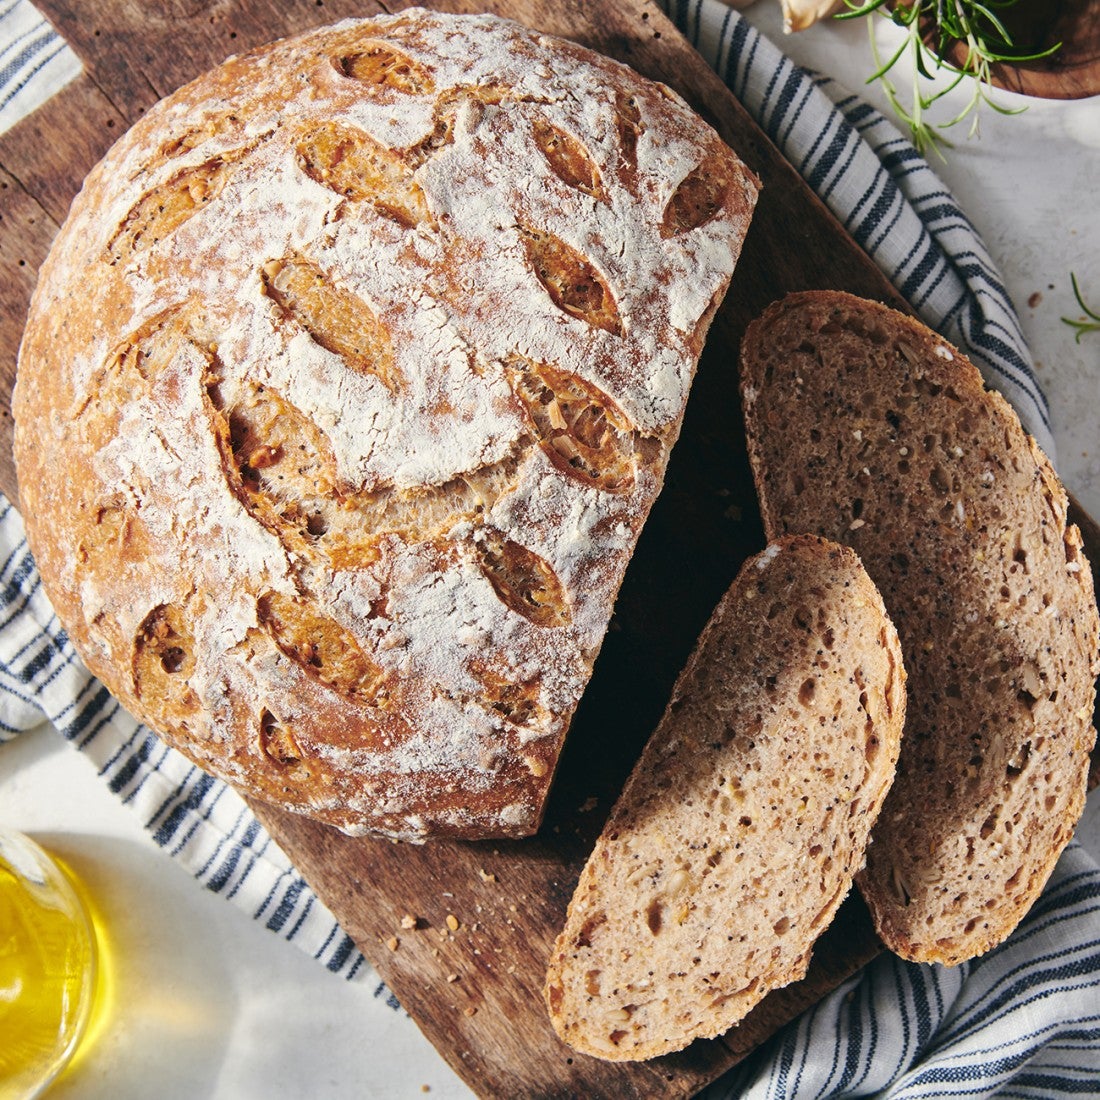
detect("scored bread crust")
[740,290,1100,964]
[545,535,905,1061]
[12,10,759,840]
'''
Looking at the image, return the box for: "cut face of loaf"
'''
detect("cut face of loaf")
[12,11,759,840]
[545,536,905,1061]
[740,291,1100,965]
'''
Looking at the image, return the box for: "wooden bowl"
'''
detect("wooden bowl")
[941,0,1100,99]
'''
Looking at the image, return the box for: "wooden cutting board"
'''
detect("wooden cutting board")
[1,2,1097,1096]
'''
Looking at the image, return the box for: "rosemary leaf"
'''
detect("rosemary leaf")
[1062,274,1100,343]
[838,0,1061,154]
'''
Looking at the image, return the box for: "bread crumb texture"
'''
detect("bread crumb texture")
[545,536,905,1060]
[740,291,1100,964]
[12,10,758,840]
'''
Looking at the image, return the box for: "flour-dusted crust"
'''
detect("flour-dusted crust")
[741,291,1100,964]
[13,10,758,840]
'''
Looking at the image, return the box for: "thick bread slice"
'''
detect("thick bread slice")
[545,535,905,1061]
[11,11,758,841]
[740,291,1100,965]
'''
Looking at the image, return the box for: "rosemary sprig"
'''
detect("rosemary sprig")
[837,1,1061,157]
[1062,273,1100,343]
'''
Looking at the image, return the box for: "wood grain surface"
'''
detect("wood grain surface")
[1,2,1097,1097]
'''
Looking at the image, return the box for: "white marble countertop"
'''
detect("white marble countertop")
[1,4,1097,1098]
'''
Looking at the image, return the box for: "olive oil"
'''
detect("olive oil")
[0,832,97,1098]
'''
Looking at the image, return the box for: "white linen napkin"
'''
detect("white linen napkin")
[1,1,1097,1094]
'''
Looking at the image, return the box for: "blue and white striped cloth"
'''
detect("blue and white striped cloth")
[0,0,79,136]
[663,0,1054,459]
[703,844,1100,1098]
[1,0,1097,1095]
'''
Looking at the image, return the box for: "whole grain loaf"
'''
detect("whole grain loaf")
[740,290,1100,964]
[545,535,905,1060]
[12,10,759,840]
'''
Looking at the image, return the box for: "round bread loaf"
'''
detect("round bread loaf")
[13,10,758,839]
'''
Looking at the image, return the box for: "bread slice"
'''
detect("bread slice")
[545,535,905,1061]
[740,290,1100,965]
[12,11,758,840]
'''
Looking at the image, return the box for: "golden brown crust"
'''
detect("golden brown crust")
[740,290,1100,964]
[13,10,758,840]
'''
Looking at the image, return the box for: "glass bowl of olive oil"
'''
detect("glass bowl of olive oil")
[0,830,98,1098]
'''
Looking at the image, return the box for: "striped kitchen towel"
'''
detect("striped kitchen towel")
[702,842,1100,1098]
[0,0,79,136]
[661,0,1054,459]
[2,1,1097,1095]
